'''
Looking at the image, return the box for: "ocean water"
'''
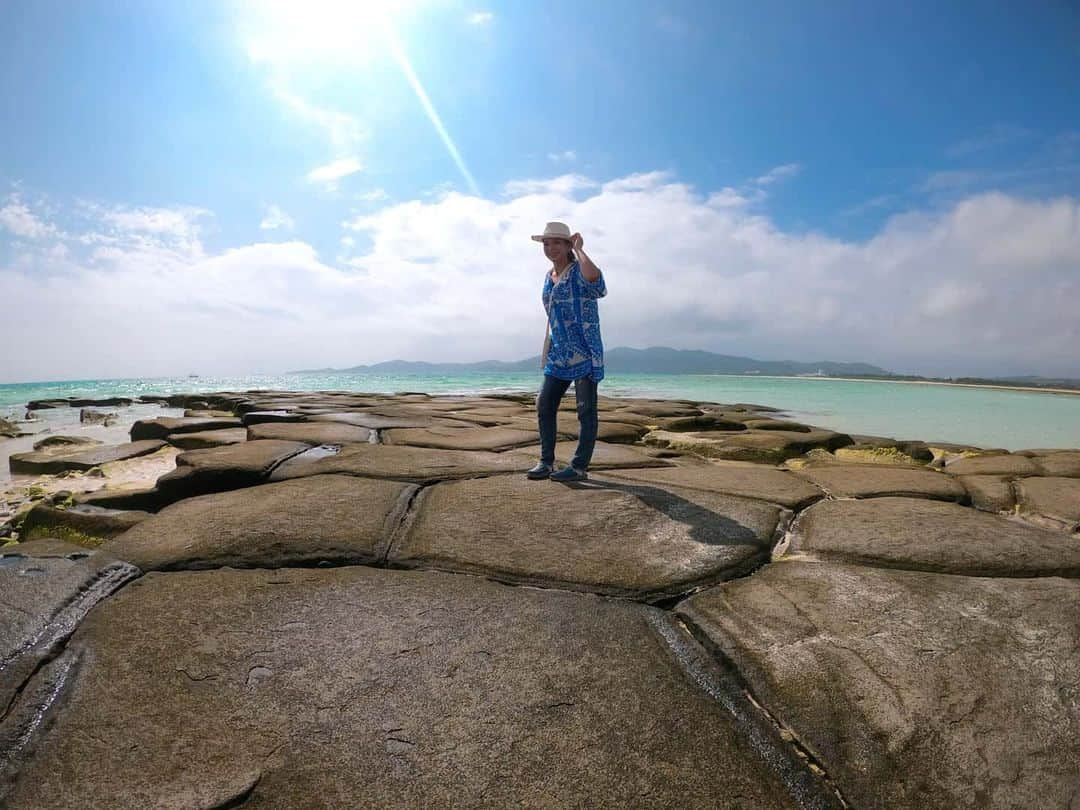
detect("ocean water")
[2,372,1079,451]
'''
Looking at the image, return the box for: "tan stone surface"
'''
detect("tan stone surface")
[167,427,248,449]
[603,461,823,509]
[383,424,540,451]
[2,567,812,809]
[270,443,529,483]
[678,562,1080,810]
[1016,476,1080,532]
[788,496,1080,576]
[956,474,1015,512]
[792,465,966,501]
[943,453,1039,476]
[247,422,375,445]
[106,475,413,570]
[390,474,780,599]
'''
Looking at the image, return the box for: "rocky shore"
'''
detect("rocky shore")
[1,389,1078,807]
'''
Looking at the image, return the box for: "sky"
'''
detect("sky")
[1,0,1079,383]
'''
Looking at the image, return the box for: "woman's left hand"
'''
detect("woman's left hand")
[571,232,584,251]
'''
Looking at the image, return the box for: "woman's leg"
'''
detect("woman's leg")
[536,375,571,466]
[569,376,599,471]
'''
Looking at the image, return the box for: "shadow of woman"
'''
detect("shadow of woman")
[561,478,767,549]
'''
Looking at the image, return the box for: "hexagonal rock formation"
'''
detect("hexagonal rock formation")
[105,475,415,571]
[166,427,248,449]
[0,566,831,809]
[791,465,966,501]
[306,411,446,430]
[942,453,1040,477]
[508,441,673,471]
[129,416,242,441]
[18,504,151,548]
[1015,476,1080,532]
[269,443,530,484]
[155,439,310,500]
[602,461,823,509]
[1029,450,1080,477]
[645,428,853,463]
[677,561,1080,810]
[383,424,541,452]
[8,440,166,475]
[956,474,1015,513]
[246,421,375,445]
[787,496,1080,576]
[389,475,782,599]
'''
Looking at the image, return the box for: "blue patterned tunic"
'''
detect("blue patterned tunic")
[542,261,607,381]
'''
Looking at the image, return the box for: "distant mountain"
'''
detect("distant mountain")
[292,346,893,377]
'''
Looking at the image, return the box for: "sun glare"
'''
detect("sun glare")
[245,0,416,65]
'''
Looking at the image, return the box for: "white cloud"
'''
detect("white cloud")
[3,178,1080,382]
[354,188,389,202]
[0,196,57,239]
[503,174,597,197]
[260,204,295,231]
[467,11,493,25]
[548,150,576,163]
[271,85,366,151]
[754,163,801,186]
[98,205,208,238]
[306,156,363,189]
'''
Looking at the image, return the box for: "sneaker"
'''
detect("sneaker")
[526,462,553,480]
[550,466,588,482]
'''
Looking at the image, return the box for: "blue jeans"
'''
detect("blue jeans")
[536,374,599,471]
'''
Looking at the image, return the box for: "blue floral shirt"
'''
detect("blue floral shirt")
[542,261,607,381]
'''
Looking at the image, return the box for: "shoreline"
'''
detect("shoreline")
[733,374,1080,397]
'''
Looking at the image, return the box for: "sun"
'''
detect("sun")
[244,0,417,67]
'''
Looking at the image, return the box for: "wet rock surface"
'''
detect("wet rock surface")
[2,389,1078,807]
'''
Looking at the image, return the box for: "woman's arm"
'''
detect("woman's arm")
[571,233,601,282]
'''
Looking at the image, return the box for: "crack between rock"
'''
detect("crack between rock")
[1,563,140,722]
[377,483,430,563]
[658,612,850,810]
[0,648,81,796]
[0,564,146,799]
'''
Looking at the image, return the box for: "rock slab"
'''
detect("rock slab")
[390,474,781,599]
[788,496,1080,577]
[106,475,414,571]
[678,561,1080,810]
[2,566,812,809]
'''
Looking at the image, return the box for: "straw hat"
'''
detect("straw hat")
[531,221,573,242]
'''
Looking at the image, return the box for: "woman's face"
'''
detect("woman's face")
[543,237,572,264]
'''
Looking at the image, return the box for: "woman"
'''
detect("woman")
[526,221,607,482]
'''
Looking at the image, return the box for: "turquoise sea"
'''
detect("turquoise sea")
[2,372,1079,451]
